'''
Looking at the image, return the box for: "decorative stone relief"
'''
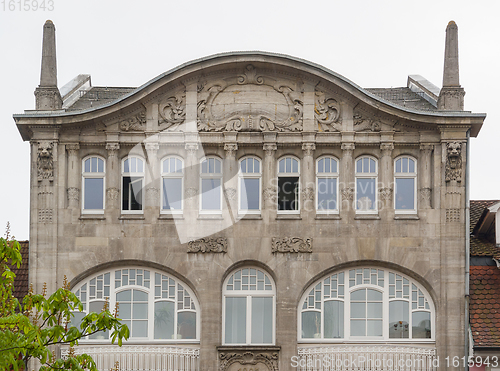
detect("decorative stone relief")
[67,187,80,202]
[106,187,120,202]
[197,64,303,132]
[263,143,277,157]
[446,208,461,223]
[185,143,199,156]
[380,143,394,152]
[271,237,312,253]
[119,110,147,131]
[378,187,393,201]
[302,143,315,156]
[66,143,80,156]
[263,187,277,203]
[315,91,342,131]
[224,143,238,158]
[224,188,237,201]
[341,143,355,151]
[219,351,279,371]
[301,187,314,201]
[341,187,354,201]
[106,142,120,156]
[187,237,227,253]
[158,92,186,131]
[146,187,159,204]
[37,141,54,181]
[420,188,432,207]
[445,141,462,182]
[38,209,53,223]
[185,188,198,198]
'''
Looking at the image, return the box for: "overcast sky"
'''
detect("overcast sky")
[0,1,498,240]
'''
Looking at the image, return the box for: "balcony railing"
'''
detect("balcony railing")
[296,345,437,371]
[61,345,200,371]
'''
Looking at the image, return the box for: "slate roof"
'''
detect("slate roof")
[470,200,500,258]
[470,200,499,233]
[10,240,29,303]
[470,266,500,347]
[366,87,437,111]
[66,86,136,111]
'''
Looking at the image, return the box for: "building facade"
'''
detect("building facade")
[14,21,486,370]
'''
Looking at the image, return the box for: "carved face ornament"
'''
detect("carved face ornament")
[447,142,461,169]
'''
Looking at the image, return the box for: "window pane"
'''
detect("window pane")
[91,157,97,172]
[251,297,272,343]
[97,158,104,173]
[351,319,365,336]
[367,320,383,336]
[163,178,182,210]
[84,178,104,210]
[89,301,109,339]
[356,178,376,210]
[367,302,382,318]
[351,303,365,318]
[254,159,260,173]
[278,159,285,173]
[412,311,431,338]
[409,158,415,173]
[395,178,415,210]
[389,301,409,338]
[69,311,86,331]
[122,177,143,211]
[133,303,148,319]
[324,300,344,338]
[292,158,298,173]
[240,159,247,173]
[84,159,91,173]
[201,179,221,210]
[178,311,196,340]
[132,321,148,337]
[225,297,246,344]
[278,177,299,211]
[317,178,337,210]
[117,289,131,302]
[154,301,174,339]
[241,178,260,210]
[301,311,321,339]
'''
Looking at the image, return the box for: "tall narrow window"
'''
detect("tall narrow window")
[355,156,378,213]
[122,156,145,213]
[200,157,222,212]
[277,156,300,213]
[82,156,105,214]
[239,157,261,214]
[161,156,183,213]
[223,267,275,345]
[394,156,417,213]
[316,156,339,213]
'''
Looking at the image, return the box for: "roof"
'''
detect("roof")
[470,237,500,259]
[470,266,500,347]
[470,200,500,258]
[10,240,29,303]
[471,200,500,233]
[367,88,437,111]
[66,86,136,111]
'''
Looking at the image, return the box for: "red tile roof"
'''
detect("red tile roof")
[10,240,29,303]
[470,265,500,347]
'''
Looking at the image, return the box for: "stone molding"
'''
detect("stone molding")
[445,141,462,183]
[218,348,279,371]
[187,237,227,253]
[271,237,312,253]
[37,141,54,181]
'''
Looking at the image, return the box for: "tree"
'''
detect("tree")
[0,226,129,371]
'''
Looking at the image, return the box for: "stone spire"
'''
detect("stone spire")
[437,21,465,111]
[34,20,62,110]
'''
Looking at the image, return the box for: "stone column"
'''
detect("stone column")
[420,144,434,208]
[223,143,238,217]
[262,143,277,220]
[105,142,120,212]
[340,143,355,215]
[184,142,199,213]
[66,143,80,210]
[301,143,315,218]
[145,142,159,221]
[379,142,394,212]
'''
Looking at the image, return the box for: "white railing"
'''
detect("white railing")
[297,345,437,371]
[61,345,200,371]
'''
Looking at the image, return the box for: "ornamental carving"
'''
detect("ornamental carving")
[106,187,119,202]
[263,187,278,203]
[224,143,238,158]
[301,187,314,201]
[263,143,277,157]
[378,187,393,201]
[185,188,198,198]
[185,143,199,155]
[446,208,461,223]
[67,187,80,202]
[106,142,120,155]
[66,143,80,157]
[341,143,355,151]
[159,92,186,131]
[119,110,147,131]
[341,187,354,201]
[146,187,159,204]
[187,237,227,253]
[197,65,303,132]
[315,91,342,132]
[272,237,312,253]
[219,351,279,371]
[353,113,381,132]
[37,141,54,181]
[420,188,432,208]
[302,143,315,156]
[224,188,237,201]
[445,141,462,182]
[38,209,53,223]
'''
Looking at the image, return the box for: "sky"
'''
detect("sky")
[0,0,498,240]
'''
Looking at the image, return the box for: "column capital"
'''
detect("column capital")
[145,142,159,152]
[66,143,80,156]
[302,143,316,156]
[185,142,199,155]
[420,143,434,152]
[380,142,394,153]
[224,143,238,158]
[105,142,120,156]
[263,143,277,157]
[341,142,355,151]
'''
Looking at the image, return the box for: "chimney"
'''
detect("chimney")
[34,20,62,110]
[437,21,465,111]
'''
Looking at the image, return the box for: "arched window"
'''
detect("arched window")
[316,156,339,213]
[277,156,300,213]
[223,267,275,345]
[355,156,378,213]
[239,157,261,214]
[72,267,200,342]
[200,157,223,213]
[298,267,434,342]
[122,156,145,213]
[82,156,105,213]
[161,156,184,213]
[394,156,417,213]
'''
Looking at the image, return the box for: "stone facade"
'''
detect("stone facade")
[14,21,486,371]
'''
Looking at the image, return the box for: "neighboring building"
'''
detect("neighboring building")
[10,240,30,304]
[469,200,500,371]
[14,20,486,370]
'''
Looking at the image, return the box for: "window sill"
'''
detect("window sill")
[197,214,224,220]
[276,214,302,220]
[238,214,263,220]
[354,214,380,220]
[79,215,106,220]
[394,215,419,220]
[315,214,341,220]
[158,214,184,220]
[118,215,145,220]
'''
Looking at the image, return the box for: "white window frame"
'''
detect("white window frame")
[199,156,223,214]
[121,156,145,214]
[298,267,435,344]
[161,156,184,215]
[277,156,301,214]
[238,156,262,215]
[355,156,378,214]
[222,267,276,346]
[394,156,417,214]
[72,267,201,343]
[316,156,339,214]
[82,155,105,214]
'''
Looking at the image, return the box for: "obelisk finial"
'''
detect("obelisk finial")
[437,21,465,110]
[35,20,62,110]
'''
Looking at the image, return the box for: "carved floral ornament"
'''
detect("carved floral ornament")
[315,91,342,132]
[187,237,227,253]
[118,109,147,131]
[197,64,303,132]
[219,351,279,371]
[271,237,312,253]
[158,92,186,131]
